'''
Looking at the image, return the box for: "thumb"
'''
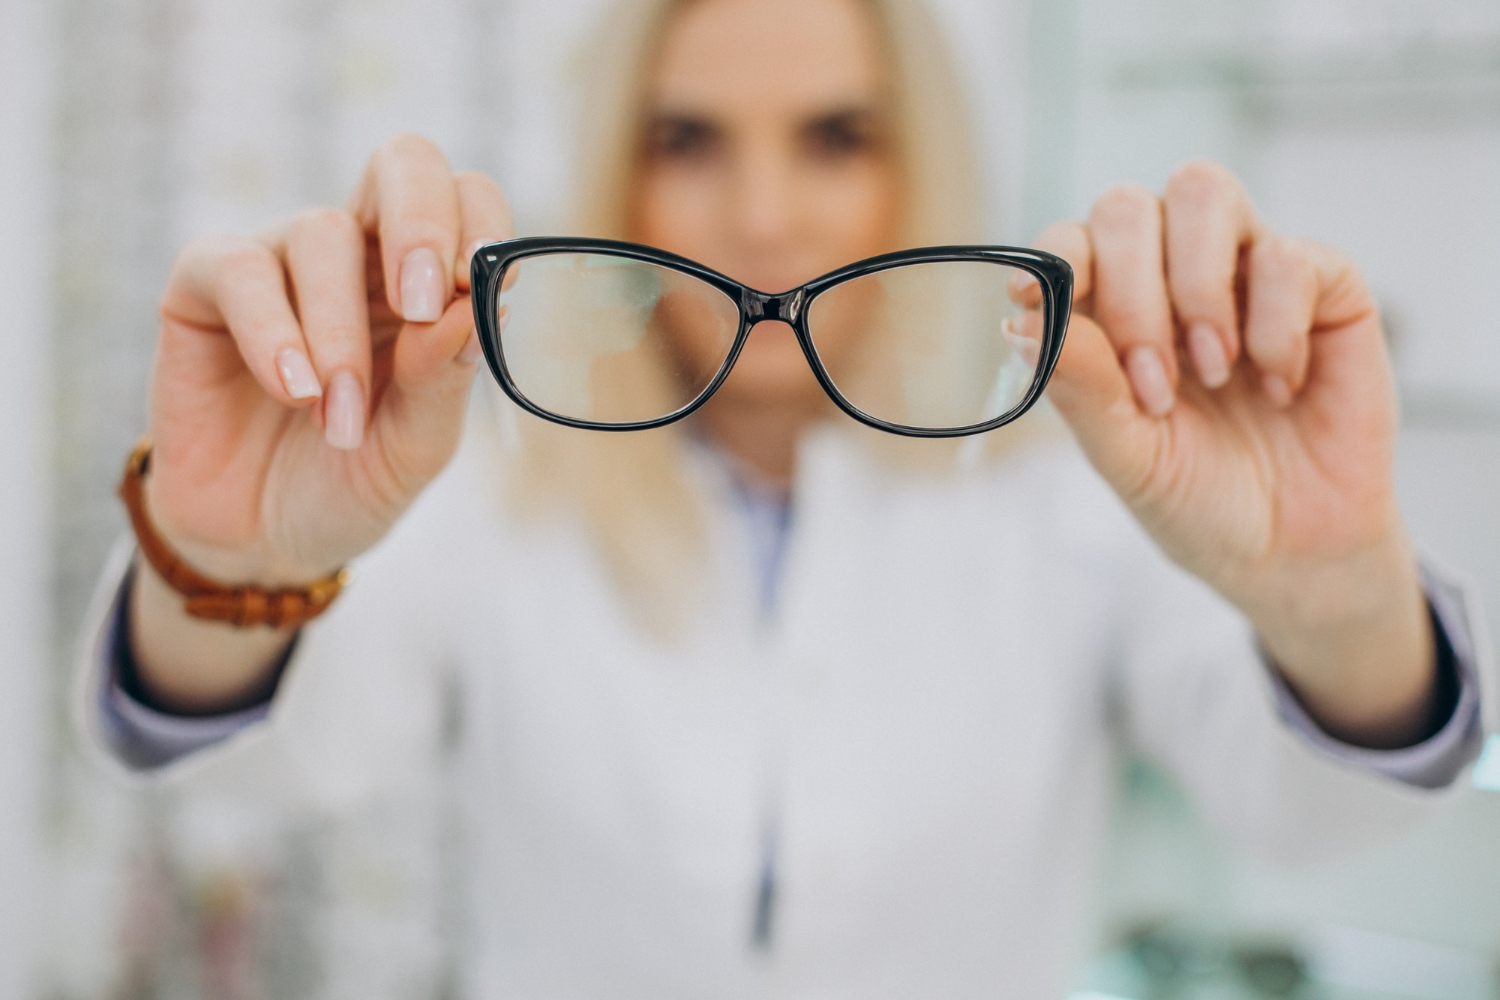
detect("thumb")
[391,293,478,392]
[1046,310,1160,501]
[1030,220,1160,497]
[373,296,481,489]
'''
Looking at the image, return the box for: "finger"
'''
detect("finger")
[389,297,481,410]
[387,172,514,392]
[1294,240,1389,423]
[1044,310,1158,500]
[281,207,372,450]
[161,235,319,408]
[1088,184,1177,417]
[1243,233,1319,407]
[453,171,513,294]
[1001,308,1044,369]
[349,134,462,324]
[1162,160,1260,389]
[376,296,483,494]
[1014,221,1093,309]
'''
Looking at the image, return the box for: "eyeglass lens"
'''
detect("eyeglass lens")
[494,252,1043,431]
[805,260,1040,430]
[496,252,741,424]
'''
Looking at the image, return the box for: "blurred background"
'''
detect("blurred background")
[2,0,1499,997]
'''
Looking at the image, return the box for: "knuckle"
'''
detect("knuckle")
[170,232,233,277]
[1250,233,1307,281]
[453,169,499,197]
[163,236,232,313]
[1037,220,1086,255]
[212,238,276,284]
[1089,184,1160,230]
[1045,222,1092,272]
[1170,283,1228,317]
[1168,256,1237,313]
[289,205,360,244]
[1164,158,1235,206]
[1107,302,1170,342]
[377,132,447,168]
[455,171,513,222]
[1249,323,1303,365]
[1248,343,1296,374]
[1036,220,1076,243]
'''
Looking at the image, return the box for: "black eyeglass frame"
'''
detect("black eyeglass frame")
[470,237,1073,438]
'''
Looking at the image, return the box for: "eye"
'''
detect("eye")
[802,109,885,161]
[644,114,722,163]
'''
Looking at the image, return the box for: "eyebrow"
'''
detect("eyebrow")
[647,97,886,123]
[800,103,886,127]
[644,108,717,128]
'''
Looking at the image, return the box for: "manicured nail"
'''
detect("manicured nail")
[1187,321,1229,389]
[1001,315,1041,367]
[277,347,321,400]
[325,370,365,450]
[400,247,444,323]
[457,330,483,365]
[1126,345,1175,416]
[1263,373,1293,408]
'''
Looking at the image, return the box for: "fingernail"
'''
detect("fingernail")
[1187,321,1230,388]
[1263,373,1293,408]
[325,370,365,450]
[400,247,445,323]
[1001,315,1040,367]
[457,329,483,365]
[277,347,321,400]
[1126,345,1175,416]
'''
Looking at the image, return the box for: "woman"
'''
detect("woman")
[85,0,1488,995]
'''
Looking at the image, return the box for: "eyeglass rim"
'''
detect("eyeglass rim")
[469,236,1073,439]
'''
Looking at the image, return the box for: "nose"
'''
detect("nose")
[729,144,801,251]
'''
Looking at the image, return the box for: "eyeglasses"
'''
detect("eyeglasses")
[469,238,1072,438]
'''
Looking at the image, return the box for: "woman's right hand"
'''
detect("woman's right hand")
[129,136,511,710]
[148,134,510,587]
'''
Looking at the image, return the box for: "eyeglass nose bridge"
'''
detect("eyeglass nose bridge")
[744,288,806,326]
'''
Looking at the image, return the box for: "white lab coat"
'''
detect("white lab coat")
[80,417,1485,1000]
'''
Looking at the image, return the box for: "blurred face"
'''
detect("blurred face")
[630,0,901,406]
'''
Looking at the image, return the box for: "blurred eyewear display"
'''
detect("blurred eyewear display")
[471,238,1073,438]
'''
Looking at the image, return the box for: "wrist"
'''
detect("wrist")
[122,439,347,630]
[1233,521,1417,634]
[128,558,298,714]
[142,474,338,588]
[1244,533,1438,748]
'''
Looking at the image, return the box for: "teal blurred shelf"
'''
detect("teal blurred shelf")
[1473,734,1500,793]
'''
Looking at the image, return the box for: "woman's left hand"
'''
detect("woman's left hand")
[1031,160,1437,748]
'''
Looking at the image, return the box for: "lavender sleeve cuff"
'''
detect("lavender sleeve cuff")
[1266,562,1486,790]
[94,566,280,771]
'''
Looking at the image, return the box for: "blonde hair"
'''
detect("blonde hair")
[496,0,991,637]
